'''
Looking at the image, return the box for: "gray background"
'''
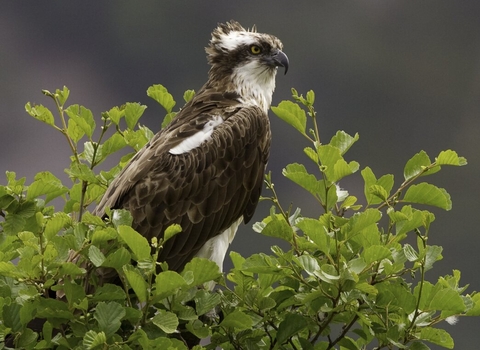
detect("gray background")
[1,2,479,348]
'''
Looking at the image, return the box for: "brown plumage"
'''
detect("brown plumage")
[94,20,288,273]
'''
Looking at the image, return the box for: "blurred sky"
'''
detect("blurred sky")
[1,2,480,347]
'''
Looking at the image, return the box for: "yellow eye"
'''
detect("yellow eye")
[250,45,262,55]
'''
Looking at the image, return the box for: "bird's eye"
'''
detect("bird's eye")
[249,45,262,55]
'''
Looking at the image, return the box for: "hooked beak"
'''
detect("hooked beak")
[272,50,289,75]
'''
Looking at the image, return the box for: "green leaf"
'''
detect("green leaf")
[271,100,307,136]
[428,288,465,313]
[363,245,392,264]
[100,133,127,161]
[306,90,315,105]
[65,104,96,138]
[3,303,22,332]
[152,310,179,334]
[92,284,126,302]
[403,183,452,210]
[329,131,359,155]
[183,89,195,103]
[117,225,151,261]
[26,171,68,203]
[104,106,124,125]
[436,150,467,166]
[125,102,147,130]
[161,111,177,129]
[282,163,322,197]
[103,247,131,269]
[83,330,107,349]
[67,119,85,143]
[155,271,187,299]
[361,167,395,205]
[259,213,294,243]
[181,258,221,286]
[369,185,388,201]
[164,224,182,243]
[94,301,126,338]
[341,208,382,238]
[220,310,253,330]
[123,265,148,303]
[194,290,221,315]
[88,245,106,267]
[25,102,55,126]
[276,313,308,345]
[55,86,70,105]
[466,293,480,316]
[404,151,433,181]
[111,209,133,227]
[419,327,454,349]
[147,84,176,113]
[296,217,330,254]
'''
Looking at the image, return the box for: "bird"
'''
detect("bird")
[94,20,288,276]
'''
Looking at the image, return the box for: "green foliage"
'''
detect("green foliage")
[0,85,477,349]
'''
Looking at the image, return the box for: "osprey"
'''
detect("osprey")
[95,20,288,274]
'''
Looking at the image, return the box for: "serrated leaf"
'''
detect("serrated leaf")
[428,288,465,313]
[105,106,124,125]
[436,150,467,166]
[65,104,96,138]
[164,224,182,243]
[152,310,179,334]
[296,217,330,254]
[117,225,151,261]
[341,208,382,237]
[26,171,68,203]
[147,84,176,113]
[183,89,195,103]
[404,151,432,181]
[67,119,85,143]
[332,159,359,182]
[271,100,307,135]
[282,163,322,197]
[161,111,177,129]
[403,244,419,262]
[55,86,70,105]
[424,245,443,271]
[155,271,187,299]
[92,284,126,302]
[369,185,388,201]
[403,183,452,210]
[195,290,221,315]
[466,293,480,316]
[419,327,454,349]
[220,310,253,330]
[100,133,127,162]
[181,258,221,286]
[83,330,107,349]
[88,245,106,267]
[329,131,359,155]
[94,302,126,338]
[123,265,148,303]
[25,102,55,126]
[102,247,131,269]
[260,213,294,243]
[125,102,147,130]
[363,245,392,264]
[276,313,308,345]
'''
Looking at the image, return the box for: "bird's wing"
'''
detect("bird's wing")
[93,93,270,271]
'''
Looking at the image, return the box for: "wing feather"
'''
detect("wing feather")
[93,89,270,272]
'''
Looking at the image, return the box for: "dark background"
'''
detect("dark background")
[1,2,479,348]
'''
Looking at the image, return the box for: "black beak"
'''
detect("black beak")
[273,50,289,75]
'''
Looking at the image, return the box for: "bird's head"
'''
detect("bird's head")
[206,20,289,112]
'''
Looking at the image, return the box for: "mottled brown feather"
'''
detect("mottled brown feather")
[94,87,270,272]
